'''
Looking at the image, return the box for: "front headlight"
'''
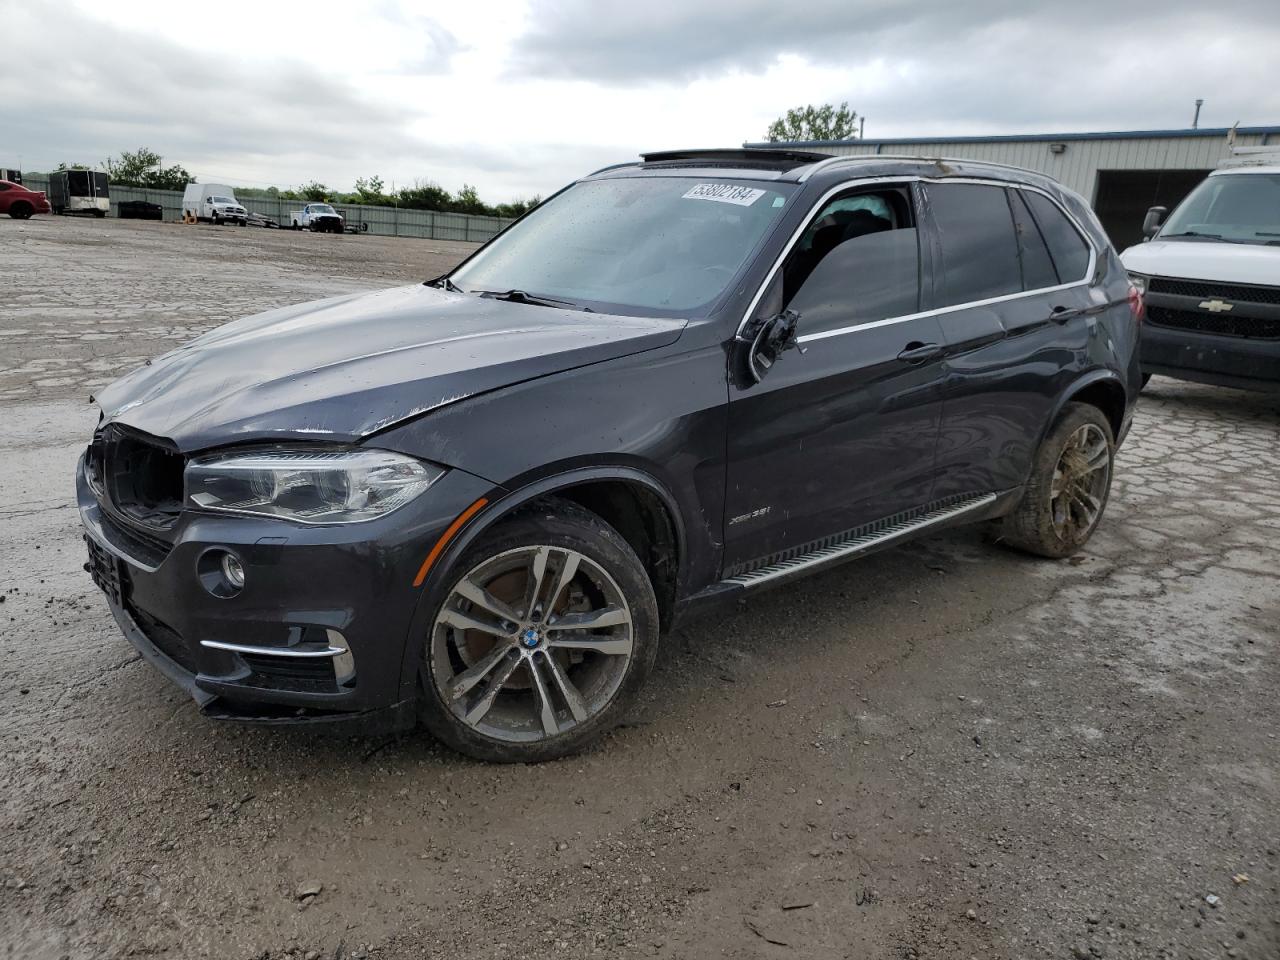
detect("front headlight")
[185,448,445,524]
[1127,272,1149,295]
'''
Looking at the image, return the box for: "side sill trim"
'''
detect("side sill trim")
[723,493,998,588]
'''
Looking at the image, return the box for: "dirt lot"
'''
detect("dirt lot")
[2,216,1277,960]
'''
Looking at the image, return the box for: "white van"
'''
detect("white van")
[1121,140,1280,391]
[182,183,248,225]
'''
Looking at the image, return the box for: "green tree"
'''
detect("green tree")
[296,180,330,201]
[493,196,540,219]
[395,179,453,211]
[102,147,194,190]
[765,102,859,143]
[450,183,486,215]
[352,175,387,206]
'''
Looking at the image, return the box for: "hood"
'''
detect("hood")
[1121,239,1280,286]
[95,284,686,451]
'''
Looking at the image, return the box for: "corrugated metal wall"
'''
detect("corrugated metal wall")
[806,131,1276,203]
[21,176,514,242]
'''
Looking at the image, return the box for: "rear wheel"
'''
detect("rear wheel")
[8,201,32,219]
[999,402,1115,558]
[419,500,659,763]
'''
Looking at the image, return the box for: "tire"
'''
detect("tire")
[998,402,1115,559]
[418,499,660,763]
[8,201,32,219]
[212,213,222,225]
[93,209,106,218]
[1140,372,1152,390]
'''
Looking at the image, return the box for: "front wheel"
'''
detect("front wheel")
[419,500,659,763]
[999,402,1115,558]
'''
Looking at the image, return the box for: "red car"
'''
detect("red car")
[0,180,52,219]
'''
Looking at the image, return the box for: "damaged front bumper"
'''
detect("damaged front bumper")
[77,453,494,731]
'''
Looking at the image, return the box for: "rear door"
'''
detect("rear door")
[723,183,948,573]
[920,181,1097,498]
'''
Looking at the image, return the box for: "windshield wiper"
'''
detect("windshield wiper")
[1160,231,1248,244]
[474,289,579,309]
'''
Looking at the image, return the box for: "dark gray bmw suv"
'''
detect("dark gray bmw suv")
[79,149,1142,762]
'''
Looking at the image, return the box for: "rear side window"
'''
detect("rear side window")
[927,183,1021,306]
[1023,191,1091,282]
[1009,190,1059,290]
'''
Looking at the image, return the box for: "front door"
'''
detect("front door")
[723,184,948,575]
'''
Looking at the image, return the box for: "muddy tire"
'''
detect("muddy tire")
[999,402,1115,559]
[418,499,659,763]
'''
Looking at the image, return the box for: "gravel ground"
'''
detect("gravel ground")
[1,216,1277,960]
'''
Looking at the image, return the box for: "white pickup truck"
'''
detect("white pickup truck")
[1121,140,1280,392]
[290,203,345,233]
[182,183,248,225]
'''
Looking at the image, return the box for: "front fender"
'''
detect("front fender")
[393,464,690,703]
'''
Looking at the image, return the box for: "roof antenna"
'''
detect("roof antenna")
[1192,98,1204,129]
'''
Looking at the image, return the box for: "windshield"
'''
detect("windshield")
[1160,173,1280,245]
[212,196,235,204]
[311,204,336,214]
[450,177,796,313]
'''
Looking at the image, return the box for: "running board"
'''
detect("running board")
[722,493,998,589]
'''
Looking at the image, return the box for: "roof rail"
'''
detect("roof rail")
[795,153,1057,183]
[584,160,640,178]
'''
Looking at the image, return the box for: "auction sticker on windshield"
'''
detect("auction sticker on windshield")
[683,183,767,206]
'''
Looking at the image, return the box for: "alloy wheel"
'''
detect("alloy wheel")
[1049,423,1110,542]
[429,545,634,744]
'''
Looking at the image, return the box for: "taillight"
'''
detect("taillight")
[1128,285,1145,323]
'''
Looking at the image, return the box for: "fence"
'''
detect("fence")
[21,175,515,243]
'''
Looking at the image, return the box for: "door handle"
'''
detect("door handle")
[1049,305,1085,323]
[897,341,943,364]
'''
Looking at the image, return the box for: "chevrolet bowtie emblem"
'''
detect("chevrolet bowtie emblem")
[1199,299,1234,313]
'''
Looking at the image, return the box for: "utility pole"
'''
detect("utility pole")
[859,116,865,139]
[1192,99,1204,129]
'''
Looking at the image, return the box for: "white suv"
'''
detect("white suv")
[1121,147,1280,392]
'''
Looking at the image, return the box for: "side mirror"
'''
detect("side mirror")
[1142,206,1167,240]
[743,309,803,383]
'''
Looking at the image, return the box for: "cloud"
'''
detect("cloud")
[513,0,1280,137]
[3,0,1277,201]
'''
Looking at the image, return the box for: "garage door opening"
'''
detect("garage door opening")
[1093,169,1212,252]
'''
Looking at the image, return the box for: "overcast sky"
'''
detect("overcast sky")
[4,0,1278,202]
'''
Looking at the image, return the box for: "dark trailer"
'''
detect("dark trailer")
[48,170,110,217]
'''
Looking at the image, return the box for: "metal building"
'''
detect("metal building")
[745,125,1280,250]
